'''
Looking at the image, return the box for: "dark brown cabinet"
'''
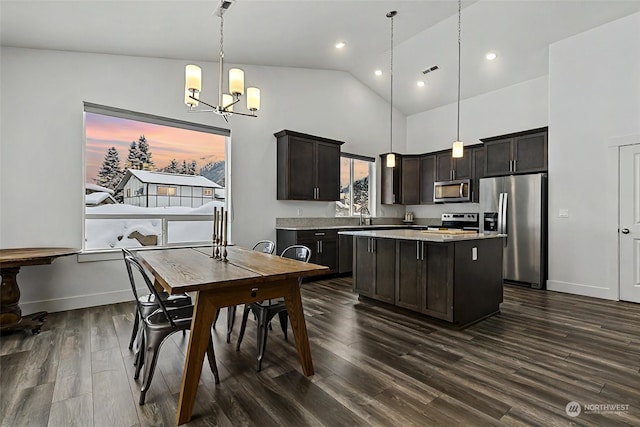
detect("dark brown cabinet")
[419,154,436,204]
[352,235,504,327]
[436,149,472,181]
[400,156,420,205]
[380,154,402,204]
[470,146,485,203]
[482,127,547,177]
[275,130,344,201]
[395,240,423,311]
[277,229,338,274]
[352,237,395,303]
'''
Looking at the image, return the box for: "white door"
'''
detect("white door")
[620,144,640,302]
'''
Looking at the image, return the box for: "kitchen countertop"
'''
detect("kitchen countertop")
[276,224,426,231]
[339,229,505,242]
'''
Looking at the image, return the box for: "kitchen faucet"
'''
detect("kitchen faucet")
[358,206,371,226]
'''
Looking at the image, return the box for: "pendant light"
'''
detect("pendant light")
[452,0,464,158]
[385,10,397,168]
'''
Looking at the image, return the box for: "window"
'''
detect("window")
[336,153,375,217]
[83,102,229,251]
[157,186,177,196]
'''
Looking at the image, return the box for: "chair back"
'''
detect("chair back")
[123,254,177,328]
[252,240,276,254]
[280,245,311,263]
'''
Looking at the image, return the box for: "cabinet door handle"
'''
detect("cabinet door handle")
[416,241,420,260]
[513,159,517,171]
[314,232,325,236]
[367,238,370,252]
[421,242,425,260]
[320,240,323,253]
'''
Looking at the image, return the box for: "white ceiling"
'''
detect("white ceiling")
[2,0,639,116]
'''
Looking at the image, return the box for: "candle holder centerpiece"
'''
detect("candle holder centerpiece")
[212,207,228,262]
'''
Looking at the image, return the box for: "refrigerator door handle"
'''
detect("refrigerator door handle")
[501,192,508,234]
[497,192,504,234]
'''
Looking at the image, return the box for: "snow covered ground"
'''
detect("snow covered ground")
[85,200,224,250]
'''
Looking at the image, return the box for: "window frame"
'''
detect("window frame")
[337,152,375,217]
[82,102,230,254]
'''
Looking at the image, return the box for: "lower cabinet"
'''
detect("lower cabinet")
[277,229,338,274]
[354,237,503,326]
[353,237,395,303]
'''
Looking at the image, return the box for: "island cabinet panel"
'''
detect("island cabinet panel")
[350,231,504,327]
[352,237,395,303]
[395,240,423,311]
[353,237,375,297]
[422,243,454,321]
[373,238,396,303]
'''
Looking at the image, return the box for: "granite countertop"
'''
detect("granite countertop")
[338,229,505,242]
[276,224,423,231]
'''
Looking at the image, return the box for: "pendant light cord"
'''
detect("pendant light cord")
[389,12,394,154]
[218,5,225,109]
[456,0,461,142]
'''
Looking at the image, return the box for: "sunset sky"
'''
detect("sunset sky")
[85,112,225,183]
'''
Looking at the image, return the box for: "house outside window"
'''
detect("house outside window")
[84,103,229,251]
[336,153,375,217]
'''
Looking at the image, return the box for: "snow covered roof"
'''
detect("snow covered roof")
[85,192,117,206]
[116,169,222,190]
[86,183,114,194]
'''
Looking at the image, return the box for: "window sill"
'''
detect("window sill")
[77,243,213,263]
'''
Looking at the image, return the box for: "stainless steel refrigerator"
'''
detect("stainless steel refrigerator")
[479,173,547,289]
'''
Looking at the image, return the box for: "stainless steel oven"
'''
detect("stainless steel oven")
[433,179,471,203]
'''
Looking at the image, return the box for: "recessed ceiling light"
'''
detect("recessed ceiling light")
[417,81,425,87]
[374,70,383,76]
[335,42,346,49]
[486,52,497,60]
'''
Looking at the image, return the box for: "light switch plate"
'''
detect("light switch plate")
[559,208,569,218]
[472,247,478,261]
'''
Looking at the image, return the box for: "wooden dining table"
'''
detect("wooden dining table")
[134,245,328,425]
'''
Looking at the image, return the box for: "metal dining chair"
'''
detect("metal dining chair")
[236,244,311,371]
[213,240,275,343]
[122,248,191,352]
[123,254,220,405]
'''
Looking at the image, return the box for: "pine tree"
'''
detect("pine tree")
[188,160,197,175]
[165,159,179,173]
[136,135,154,169]
[179,160,188,174]
[95,147,124,190]
[126,140,141,169]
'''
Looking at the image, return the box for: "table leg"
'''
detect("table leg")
[283,281,314,376]
[0,267,47,335]
[176,291,217,426]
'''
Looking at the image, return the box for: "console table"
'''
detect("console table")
[0,247,78,334]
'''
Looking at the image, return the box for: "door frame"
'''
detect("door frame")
[606,134,640,300]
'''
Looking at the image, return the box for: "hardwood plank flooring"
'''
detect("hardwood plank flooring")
[1,278,639,426]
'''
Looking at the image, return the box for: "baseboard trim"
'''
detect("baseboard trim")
[547,280,617,301]
[20,289,135,314]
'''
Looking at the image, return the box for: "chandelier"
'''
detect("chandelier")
[184,0,260,122]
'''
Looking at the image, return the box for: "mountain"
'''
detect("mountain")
[200,161,225,187]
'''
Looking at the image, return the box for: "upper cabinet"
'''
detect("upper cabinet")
[435,149,472,181]
[400,156,420,205]
[482,127,548,177]
[275,130,344,201]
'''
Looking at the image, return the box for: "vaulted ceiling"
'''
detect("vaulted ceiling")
[2,1,639,116]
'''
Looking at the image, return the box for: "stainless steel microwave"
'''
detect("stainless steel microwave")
[433,179,471,203]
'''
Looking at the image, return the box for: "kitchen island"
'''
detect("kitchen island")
[340,229,505,327]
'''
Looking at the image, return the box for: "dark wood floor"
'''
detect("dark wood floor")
[1,278,639,426]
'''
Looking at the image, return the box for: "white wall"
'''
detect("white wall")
[0,47,405,312]
[547,12,640,299]
[405,75,549,218]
